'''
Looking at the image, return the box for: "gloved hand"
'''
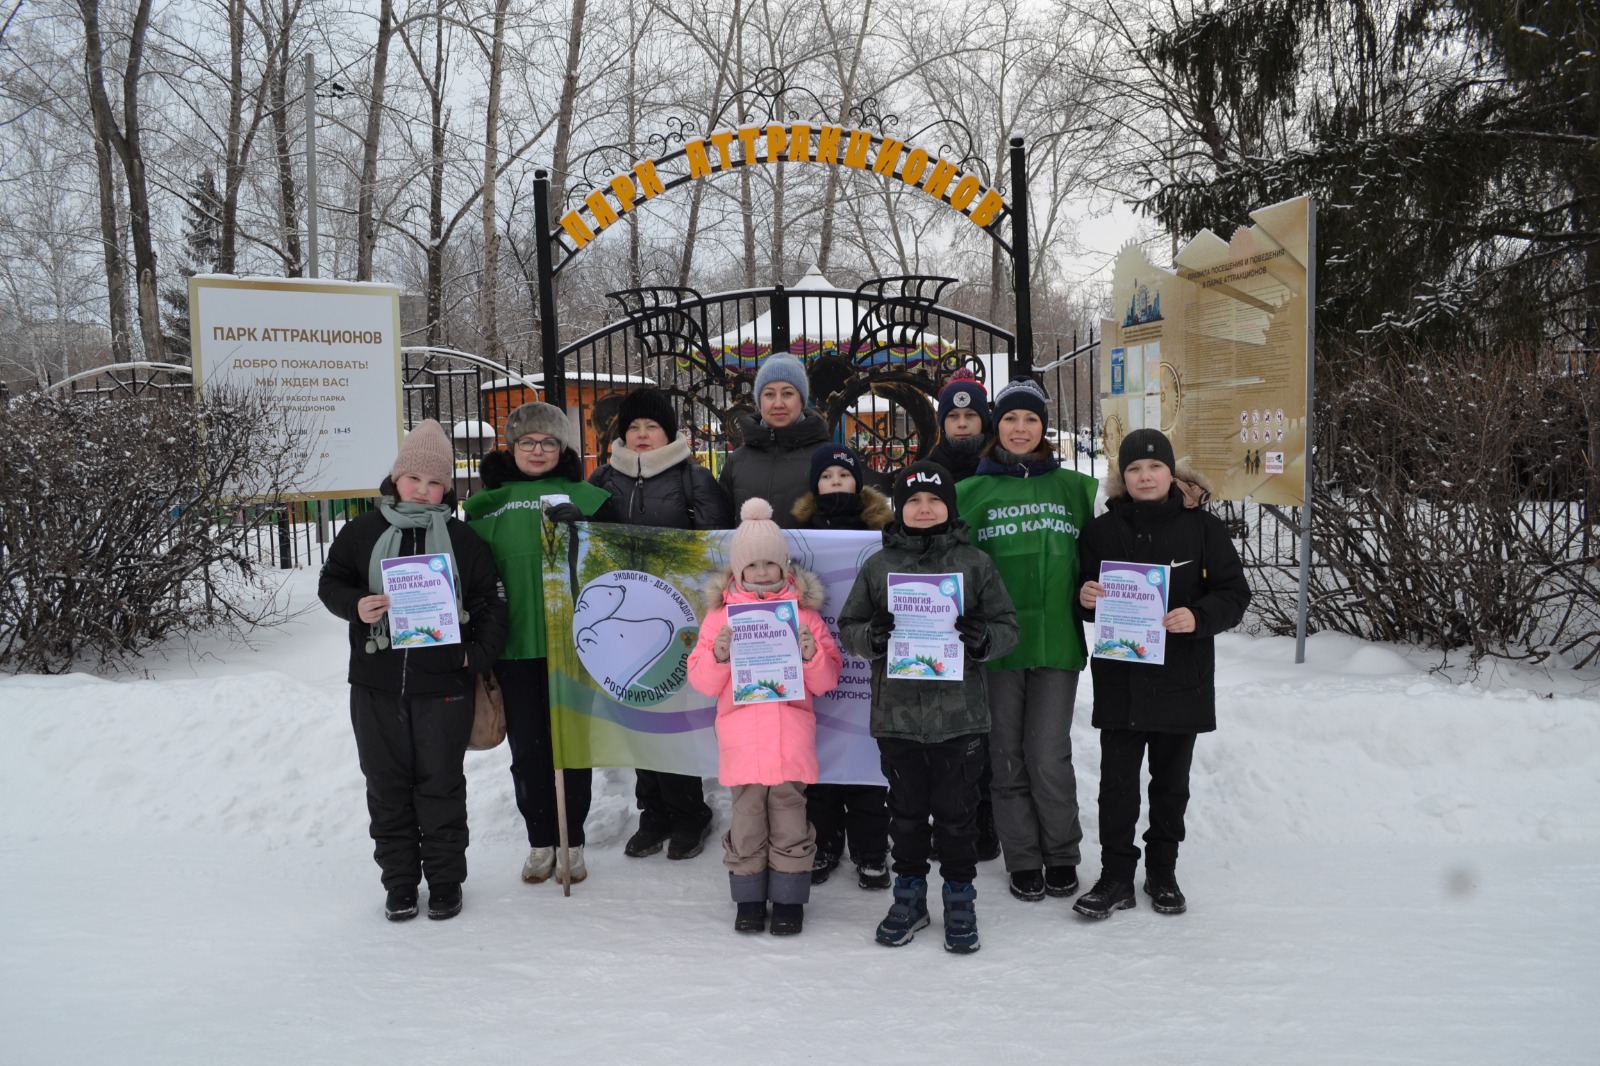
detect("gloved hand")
[953,614,989,656]
[868,610,896,656]
[543,502,584,524]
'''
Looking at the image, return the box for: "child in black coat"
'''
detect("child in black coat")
[318,420,508,922]
[792,444,895,889]
[1073,429,1250,918]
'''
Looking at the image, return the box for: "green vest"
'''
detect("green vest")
[462,477,611,660]
[955,468,1098,671]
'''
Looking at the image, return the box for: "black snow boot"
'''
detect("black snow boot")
[942,880,980,954]
[810,850,840,885]
[734,902,767,933]
[427,883,462,921]
[1144,872,1188,914]
[856,855,891,891]
[975,802,1001,862]
[875,876,931,947]
[667,822,712,861]
[1044,864,1079,898]
[1073,876,1136,919]
[1009,869,1046,902]
[385,887,419,922]
[769,903,805,936]
[624,825,668,858]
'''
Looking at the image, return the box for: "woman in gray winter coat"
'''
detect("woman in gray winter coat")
[588,387,731,862]
[718,350,833,528]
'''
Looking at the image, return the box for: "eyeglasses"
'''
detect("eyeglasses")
[514,437,562,454]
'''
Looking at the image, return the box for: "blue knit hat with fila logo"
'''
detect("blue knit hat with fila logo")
[809,442,864,493]
[892,461,959,518]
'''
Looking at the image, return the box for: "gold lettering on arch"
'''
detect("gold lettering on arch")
[554,124,1007,253]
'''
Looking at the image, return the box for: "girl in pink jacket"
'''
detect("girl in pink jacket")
[687,497,842,936]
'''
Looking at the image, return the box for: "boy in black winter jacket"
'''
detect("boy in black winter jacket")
[838,461,1018,953]
[793,444,894,890]
[1073,429,1250,919]
[318,420,508,923]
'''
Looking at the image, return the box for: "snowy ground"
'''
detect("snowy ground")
[3,567,1598,1064]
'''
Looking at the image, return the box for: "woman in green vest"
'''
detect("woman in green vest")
[464,402,617,887]
[954,376,1098,905]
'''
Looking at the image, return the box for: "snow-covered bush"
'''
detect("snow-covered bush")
[1247,344,1600,665]
[0,387,315,673]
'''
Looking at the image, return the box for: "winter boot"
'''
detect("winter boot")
[1044,864,1080,898]
[1009,869,1046,902]
[624,825,668,858]
[769,902,805,936]
[427,883,463,921]
[734,902,767,933]
[875,875,931,947]
[856,855,891,891]
[942,879,980,954]
[1143,872,1188,915]
[384,887,419,922]
[667,822,712,861]
[975,802,1001,863]
[1073,876,1137,919]
[810,850,840,885]
[556,845,588,884]
[520,847,555,884]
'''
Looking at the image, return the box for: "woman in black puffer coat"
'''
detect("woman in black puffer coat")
[718,350,832,528]
[589,388,731,862]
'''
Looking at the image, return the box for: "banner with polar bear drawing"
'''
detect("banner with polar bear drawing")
[542,521,886,786]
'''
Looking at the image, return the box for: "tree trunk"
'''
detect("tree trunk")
[817,0,870,275]
[266,29,303,277]
[78,0,161,360]
[356,0,395,281]
[219,0,245,274]
[548,0,589,302]
[89,127,132,363]
[479,0,510,362]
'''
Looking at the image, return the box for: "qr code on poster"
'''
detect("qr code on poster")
[735,668,752,684]
[1146,629,1163,644]
[394,616,410,629]
[892,641,909,657]
[943,642,961,659]
[439,612,455,627]
[782,666,799,681]
[1098,625,1115,641]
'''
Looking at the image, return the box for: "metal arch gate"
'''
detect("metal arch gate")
[525,68,1040,463]
[557,277,1019,482]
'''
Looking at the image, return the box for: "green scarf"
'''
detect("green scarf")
[365,500,465,653]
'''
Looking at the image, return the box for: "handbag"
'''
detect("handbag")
[468,672,506,751]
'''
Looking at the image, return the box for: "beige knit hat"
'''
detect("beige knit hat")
[729,498,790,577]
[389,419,455,485]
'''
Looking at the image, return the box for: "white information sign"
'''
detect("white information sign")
[190,276,403,498]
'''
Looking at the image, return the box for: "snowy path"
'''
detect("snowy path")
[2,569,1597,1063]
